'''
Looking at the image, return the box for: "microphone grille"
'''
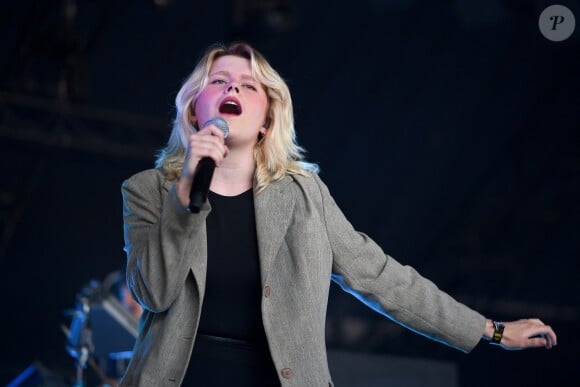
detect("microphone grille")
[203,117,229,138]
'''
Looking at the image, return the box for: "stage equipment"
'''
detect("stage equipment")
[63,271,138,386]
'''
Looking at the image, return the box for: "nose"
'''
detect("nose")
[226,84,240,93]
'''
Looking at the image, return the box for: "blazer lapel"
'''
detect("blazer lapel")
[161,178,207,293]
[162,175,295,289]
[254,176,295,286]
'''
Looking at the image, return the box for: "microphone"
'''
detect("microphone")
[188,117,229,213]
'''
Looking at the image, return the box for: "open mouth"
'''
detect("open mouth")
[219,98,242,115]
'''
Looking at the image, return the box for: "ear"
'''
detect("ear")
[263,116,271,130]
[190,114,199,129]
[257,128,267,142]
[189,100,198,123]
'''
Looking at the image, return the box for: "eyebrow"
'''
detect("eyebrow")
[209,70,257,82]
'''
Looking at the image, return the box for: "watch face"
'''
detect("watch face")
[491,321,505,343]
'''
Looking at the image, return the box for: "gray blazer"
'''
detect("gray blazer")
[120,169,485,386]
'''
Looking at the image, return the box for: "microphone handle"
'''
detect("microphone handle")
[188,157,216,213]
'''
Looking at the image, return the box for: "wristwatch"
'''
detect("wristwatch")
[491,321,505,344]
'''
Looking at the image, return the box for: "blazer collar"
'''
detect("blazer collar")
[162,176,173,192]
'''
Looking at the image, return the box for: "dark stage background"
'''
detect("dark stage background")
[1,1,578,386]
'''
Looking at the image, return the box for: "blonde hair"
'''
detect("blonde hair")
[155,42,317,193]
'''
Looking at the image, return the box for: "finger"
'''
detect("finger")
[539,334,553,349]
[195,125,211,135]
[541,336,553,349]
[207,124,226,140]
[199,142,227,165]
[527,326,557,348]
[544,326,557,347]
[525,324,551,338]
[195,124,220,135]
[192,131,226,158]
[190,143,226,165]
[197,124,226,142]
[214,145,229,167]
[528,336,548,348]
[191,134,227,154]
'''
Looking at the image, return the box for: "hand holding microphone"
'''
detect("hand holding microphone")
[179,117,229,213]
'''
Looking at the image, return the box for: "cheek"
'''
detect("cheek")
[248,95,269,117]
[193,91,214,116]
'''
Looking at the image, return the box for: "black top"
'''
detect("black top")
[197,189,265,343]
[182,189,280,386]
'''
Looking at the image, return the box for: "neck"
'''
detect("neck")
[210,147,255,196]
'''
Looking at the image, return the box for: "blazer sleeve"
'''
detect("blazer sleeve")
[121,169,209,312]
[312,174,486,353]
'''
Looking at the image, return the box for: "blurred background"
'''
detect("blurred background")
[0,0,578,386]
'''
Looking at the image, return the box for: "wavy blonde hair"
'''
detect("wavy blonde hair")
[155,42,317,193]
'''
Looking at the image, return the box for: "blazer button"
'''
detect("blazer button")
[264,285,271,298]
[281,368,293,379]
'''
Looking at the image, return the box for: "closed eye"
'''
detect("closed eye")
[243,84,257,91]
[211,79,226,85]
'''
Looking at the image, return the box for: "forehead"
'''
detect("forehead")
[209,55,253,77]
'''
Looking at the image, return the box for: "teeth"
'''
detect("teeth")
[219,99,242,115]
